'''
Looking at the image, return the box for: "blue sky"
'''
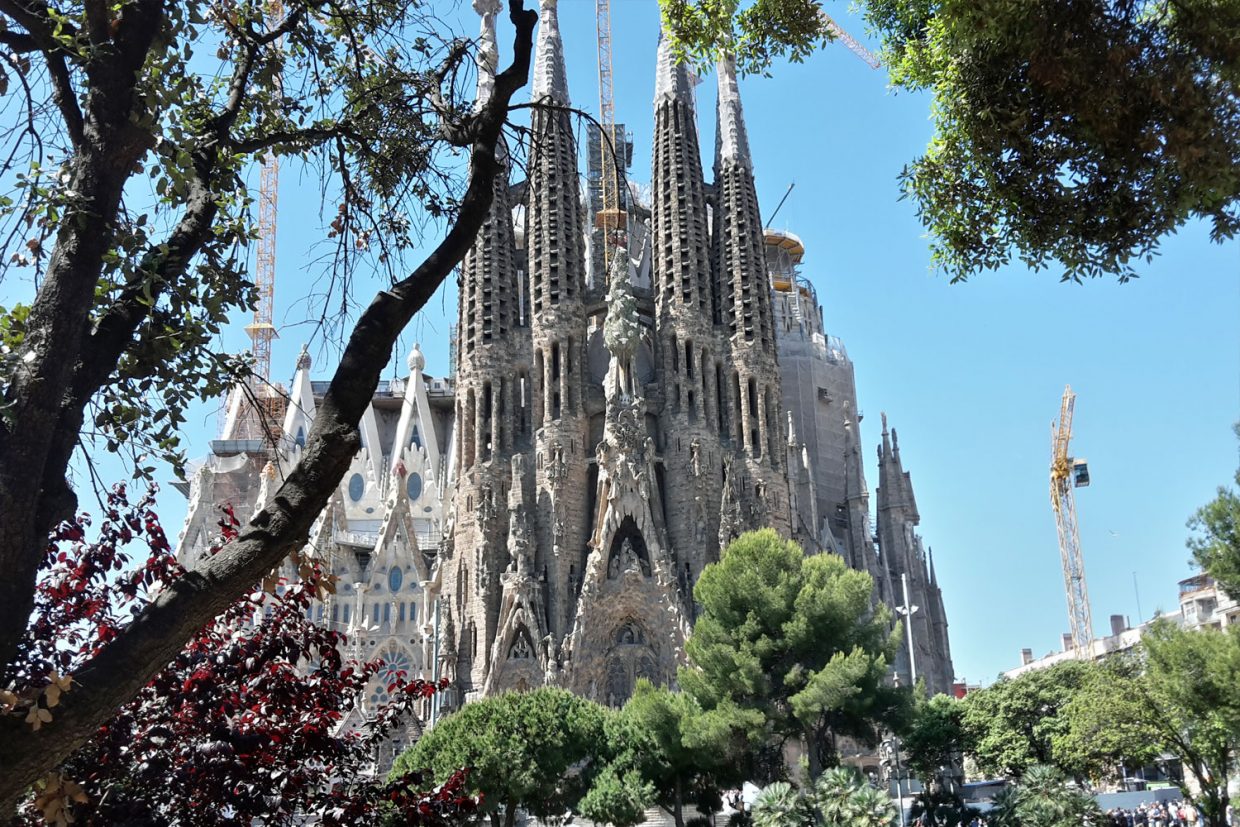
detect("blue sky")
[44,1,1239,685]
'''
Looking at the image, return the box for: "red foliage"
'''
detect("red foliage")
[2,485,473,826]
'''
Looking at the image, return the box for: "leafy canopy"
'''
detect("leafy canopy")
[959,659,1097,780]
[3,486,465,826]
[393,688,607,827]
[660,0,1240,282]
[584,679,752,827]
[680,529,905,777]
[751,768,898,827]
[1071,622,1240,827]
[1188,423,1240,595]
[899,693,966,787]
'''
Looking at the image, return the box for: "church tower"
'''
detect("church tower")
[713,54,790,539]
[445,0,529,697]
[651,29,725,594]
[875,414,954,695]
[523,0,592,648]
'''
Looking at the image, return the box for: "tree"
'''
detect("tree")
[988,765,1104,827]
[900,693,966,789]
[750,769,898,827]
[1071,622,1240,827]
[752,781,812,827]
[660,0,1240,281]
[1188,423,1240,595]
[589,679,754,827]
[0,0,539,808]
[2,484,476,826]
[392,688,608,827]
[577,764,653,827]
[1058,657,1163,784]
[959,659,1097,780]
[899,693,978,826]
[680,529,907,779]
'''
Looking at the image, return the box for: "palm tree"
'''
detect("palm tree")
[812,768,868,824]
[990,765,1105,827]
[751,767,899,827]
[753,781,811,827]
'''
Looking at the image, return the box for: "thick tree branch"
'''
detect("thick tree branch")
[31,173,222,543]
[232,122,365,155]
[0,29,36,52]
[0,0,538,811]
[42,51,83,145]
[0,0,164,679]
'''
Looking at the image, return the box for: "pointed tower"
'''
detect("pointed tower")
[446,0,530,695]
[712,54,790,536]
[924,547,954,693]
[841,406,889,603]
[875,415,953,695]
[651,29,725,580]
[525,0,592,651]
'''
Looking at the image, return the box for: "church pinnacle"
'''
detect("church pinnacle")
[473,0,501,109]
[531,0,568,104]
[715,53,753,173]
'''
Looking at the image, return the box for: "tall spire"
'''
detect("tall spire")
[714,53,752,173]
[531,0,569,104]
[713,50,772,349]
[473,0,501,109]
[654,28,695,107]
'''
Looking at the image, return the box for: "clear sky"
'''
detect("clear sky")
[60,0,1238,686]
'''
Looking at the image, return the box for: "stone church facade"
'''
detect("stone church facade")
[175,0,954,741]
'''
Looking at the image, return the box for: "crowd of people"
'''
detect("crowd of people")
[1106,802,1232,827]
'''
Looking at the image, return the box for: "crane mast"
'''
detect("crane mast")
[1050,385,1094,654]
[594,0,626,241]
[235,0,283,444]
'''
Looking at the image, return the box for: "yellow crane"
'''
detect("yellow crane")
[237,0,283,444]
[594,0,626,241]
[1050,385,1094,653]
[819,11,881,69]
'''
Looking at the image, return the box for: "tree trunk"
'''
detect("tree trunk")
[503,797,518,827]
[674,775,685,827]
[806,727,823,780]
[0,1,538,813]
[0,0,167,671]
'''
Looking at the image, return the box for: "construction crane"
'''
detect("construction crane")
[820,11,881,70]
[1050,385,1094,654]
[239,0,283,444]
[594,0,627,242]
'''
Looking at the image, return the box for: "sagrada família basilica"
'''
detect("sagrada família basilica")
[176,0,954,755]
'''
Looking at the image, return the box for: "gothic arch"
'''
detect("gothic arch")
[606,517,650,579]
[507,624,535,660]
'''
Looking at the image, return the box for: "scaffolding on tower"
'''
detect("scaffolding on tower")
[1050,385,1094,654]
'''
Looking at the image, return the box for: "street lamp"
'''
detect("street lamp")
[894,572,920,685]
[880,733,907,827]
